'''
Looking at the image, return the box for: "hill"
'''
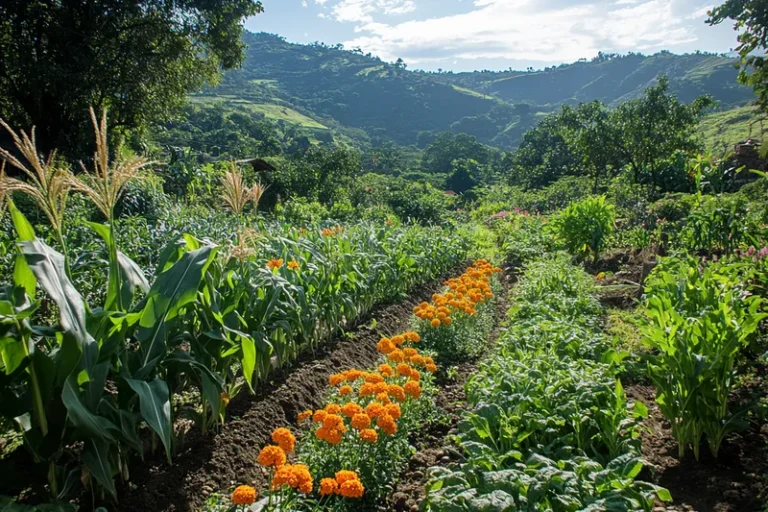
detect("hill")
[195,33,756,150]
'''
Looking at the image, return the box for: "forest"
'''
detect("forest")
[1,0,768,511]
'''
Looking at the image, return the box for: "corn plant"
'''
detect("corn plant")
[643,257,766,459]
[551,196,615,262]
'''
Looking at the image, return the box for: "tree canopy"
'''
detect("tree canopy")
[0,0,263,157]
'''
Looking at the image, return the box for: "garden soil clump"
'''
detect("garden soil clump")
[628,384,768,512]
[386,270,512,511]
[114,266,465,512]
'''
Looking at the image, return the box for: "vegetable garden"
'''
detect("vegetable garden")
[2,110,768,512]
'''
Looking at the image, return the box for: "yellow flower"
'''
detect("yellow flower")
[287,260,300,270]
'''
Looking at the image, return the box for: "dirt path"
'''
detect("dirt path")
[114,266,466,512]
[385,270,513,511]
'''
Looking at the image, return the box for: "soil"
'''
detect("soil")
[385,270,513,511]
[113,266,466,512]
[628,384,768,512]
[591,247,657,309]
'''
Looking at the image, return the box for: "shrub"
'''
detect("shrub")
[551,196,615,261]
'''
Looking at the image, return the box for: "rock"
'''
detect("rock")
[392,492,409,509]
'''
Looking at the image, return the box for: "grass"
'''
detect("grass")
[450,84,496,101]
[189,96,328,130]
[698,105,768,151]
[604,307,646,354]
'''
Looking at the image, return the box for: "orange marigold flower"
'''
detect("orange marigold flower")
[329,374,345,386]
[359,428,378,443]
[378,363,394,377]
[388,384,406,402]
[373,382,388,394]
[298,410,312,422]
[431,318,441,328]
[319,478,339,497]
[292,464,314,494]
[388,350,405,363]
[271,464,297,489]
[271,427,296,453]
[287,260,300,270]
[232,485,257,505]
[442,317,452,326]
[376,392,391,405]
[409,369,421,382]
[365,402,385,418]
[359,383,376,397]
[339,385,353,396]
[335,470,359,485]
[339,479,365,498]
[313,410,328,423]
[343,369,364,382]
[426,363,438,373]
[404,381,421,399]
[322,414,344,429]
[351,413,372,430]
[257,445,286,467]
[410,355,425,366]
[405,331,421,343]
[424,356,435,365]
[385,403,402,420]
[392,335,405,345]
[341,402,363,418]
[396,363,412,377]
[316,426,343,444]
[403,348,418,357]
[267,258,284,270]
[376,414,398,436]
[377,338,395,354]
[325,403,341,414]
[365,373,384,384]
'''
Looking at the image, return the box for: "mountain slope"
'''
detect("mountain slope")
[199,33,756,149]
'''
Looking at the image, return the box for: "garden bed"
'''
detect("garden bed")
[113,266,466,512]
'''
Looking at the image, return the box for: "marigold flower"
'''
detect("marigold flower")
[271,464,297,489]
[351,413,372,430]
[405,331,421,342]
[359,383,376,397]
[373,382,389,394]
[313,409,328,423]
[271,427,296,453]
[385,403,402,420]
[403,348,418,357]
[267,258,284,270]
[232,485,257,505]
[292,464,314,494]
[329,374,345,386]
[443,317,453,326]
[376,392,391,405]
[257,445,286,467]
[339,385,353,396]
[378,363,394,377]
[341,402,363,418]
[388,384,406,402]
[322,413,344,429]
[388,350,405,363]
[316,426,343,444]
[343,369,364,381]
[426,363,438,373]
[365,373,384,384]
[319,477,339,496]
[376,414,398,436]
[404,380,421,398]
[325,403,341,414]
[339,479,365,498]
[365,402,385,418]
[424,356,434,365]
[396,363,412,376]
[359,428,378,443]
[392,335,405,345]
[377,338,395,354]
[409,369,421,382]
[287,260,300,270]
[410,355,425,366]
[431,318,441,328]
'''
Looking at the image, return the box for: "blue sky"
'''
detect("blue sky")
[243,0,741,72]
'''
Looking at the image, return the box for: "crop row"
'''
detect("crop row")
[424,255,670,511]
[206,260,502,511]
[0,194,469,507]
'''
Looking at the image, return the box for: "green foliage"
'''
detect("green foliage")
[679,195,751,253]
[709,0,768,114]
[424,256,667,511]
[643,257,766,459]
[551,196,615,261]
[0,0,263,156]
[494,213,561,268]
[421,133,491,175]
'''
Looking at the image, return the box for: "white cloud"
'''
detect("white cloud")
[302,0,308,6]
[687,4,712,19]
[338,0,700,64]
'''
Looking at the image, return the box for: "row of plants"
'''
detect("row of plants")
[204,260,502,511]
[423,256,670,511]
[0,115,471,507]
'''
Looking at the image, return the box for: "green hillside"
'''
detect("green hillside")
[194,33,756,150]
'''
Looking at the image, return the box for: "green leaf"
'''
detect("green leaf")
[118,251,150,307]
[61,378,117,441]
[86,222,122,312]
[125,378,173,461]
[81,438,117,499]
[656,488,672,502]
[8,201,36,297]
[241,336,256,392]
[134,245,218,378]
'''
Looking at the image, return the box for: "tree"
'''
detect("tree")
[708,0,768,113]
[421,132,489,174]
[0,0,263,157]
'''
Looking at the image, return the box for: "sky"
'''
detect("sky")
[243,0,742,72]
